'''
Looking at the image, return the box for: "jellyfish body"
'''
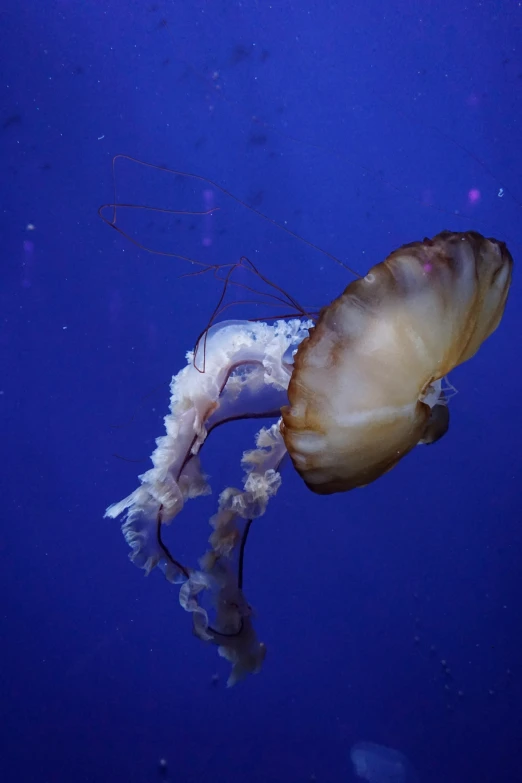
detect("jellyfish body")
[106,231,512,683]
[351,742,419,783]
[282,231,512,493]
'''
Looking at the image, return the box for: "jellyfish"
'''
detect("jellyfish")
[105,230,512,684]
[351,741,419,783]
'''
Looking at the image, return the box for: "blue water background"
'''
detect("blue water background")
[2,1,522,781]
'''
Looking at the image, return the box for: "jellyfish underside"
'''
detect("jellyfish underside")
[106,231,512,683]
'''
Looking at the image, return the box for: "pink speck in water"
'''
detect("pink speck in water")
[467,188,481,205]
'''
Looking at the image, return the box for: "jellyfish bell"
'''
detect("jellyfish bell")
[351,741,419,783]
[105,230,512,683]
[281,231,512,494]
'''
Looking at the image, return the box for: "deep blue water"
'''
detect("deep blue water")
[2,2,522,782]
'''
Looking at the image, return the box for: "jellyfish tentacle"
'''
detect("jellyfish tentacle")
[180,421,286,686]
[105,319,310,576]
